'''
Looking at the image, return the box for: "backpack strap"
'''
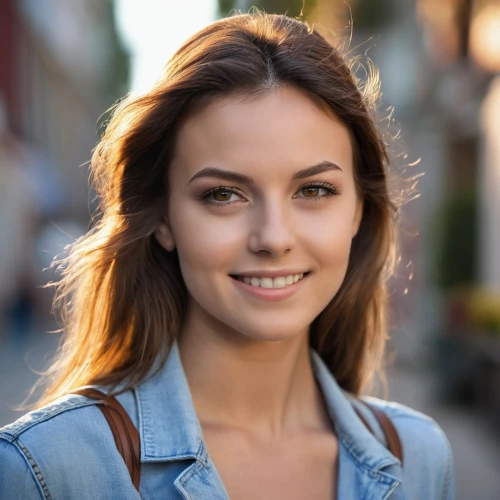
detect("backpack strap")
[73,388,141,492]
[352,400,403,465]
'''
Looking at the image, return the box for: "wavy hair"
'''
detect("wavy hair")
[30,12,404,409]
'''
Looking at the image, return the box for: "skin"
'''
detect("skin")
[155,86,363,499]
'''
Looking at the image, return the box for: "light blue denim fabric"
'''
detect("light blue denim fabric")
[0,343,455,499]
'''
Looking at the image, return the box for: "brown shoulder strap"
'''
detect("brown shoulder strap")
[353,400,403,465]
[73,388,141,491]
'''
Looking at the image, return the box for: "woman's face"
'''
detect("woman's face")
[156,87,363,343]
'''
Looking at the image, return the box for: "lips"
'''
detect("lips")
[229,272,310,289]
[230,271,310,302]
[237,273,306,288]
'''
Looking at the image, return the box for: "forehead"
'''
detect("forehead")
[171,86,354,179]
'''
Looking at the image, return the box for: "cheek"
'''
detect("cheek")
[296,205,357,301]
[298,203,357,262]
[306,228,353,288]
[169,201,245,278]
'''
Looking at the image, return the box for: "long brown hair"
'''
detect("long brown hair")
[32,12,404,409]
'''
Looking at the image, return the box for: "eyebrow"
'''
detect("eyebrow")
[188,160,343,185]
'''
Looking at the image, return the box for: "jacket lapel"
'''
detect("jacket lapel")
[337,446,404,499]
[135,343,230,498]
[175,457,230,500]
[311,350,405,499]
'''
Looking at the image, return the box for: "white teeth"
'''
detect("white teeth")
[260,277,273,288]
[238,273,307,288]
[273,277,286,288]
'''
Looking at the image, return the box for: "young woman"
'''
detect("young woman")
[0,13,455,499]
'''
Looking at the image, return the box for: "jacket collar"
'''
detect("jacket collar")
[309,350,401,471]
[135,343,403,498]
[309,350,403,499]
[135,342,205,463]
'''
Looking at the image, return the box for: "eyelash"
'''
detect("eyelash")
[199,181,341,206]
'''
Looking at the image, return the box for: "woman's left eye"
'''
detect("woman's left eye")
[294,183,340,200]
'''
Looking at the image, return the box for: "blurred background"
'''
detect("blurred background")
[0,0,499,497]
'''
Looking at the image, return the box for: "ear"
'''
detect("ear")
[352,197,364,238]
[155,217,176,251]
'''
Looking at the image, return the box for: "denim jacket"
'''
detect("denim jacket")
[0,343,455,499]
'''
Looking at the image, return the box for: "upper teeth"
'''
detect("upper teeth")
[240,273,304,288]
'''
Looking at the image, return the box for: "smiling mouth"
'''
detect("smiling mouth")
[229,272,310,289]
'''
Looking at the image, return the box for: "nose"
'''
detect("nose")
[247,199,296,257]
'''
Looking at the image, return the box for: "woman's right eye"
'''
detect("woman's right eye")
[200,187,244,205]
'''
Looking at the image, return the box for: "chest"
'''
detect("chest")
[202,429,339,500]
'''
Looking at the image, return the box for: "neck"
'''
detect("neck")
[177,306,331,440]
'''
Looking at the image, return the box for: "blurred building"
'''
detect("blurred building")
[0,0,129,222]
[0,0,129,329]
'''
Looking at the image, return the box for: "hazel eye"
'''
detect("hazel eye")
[200,186,245,205]
[300,187,322,198]
[213,189,233,202]
[294,183,339,200]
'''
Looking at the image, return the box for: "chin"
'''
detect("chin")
[229,318,310,344]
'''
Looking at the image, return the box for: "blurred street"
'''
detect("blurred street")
[1,329,499,499]
[1,0,500,499]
